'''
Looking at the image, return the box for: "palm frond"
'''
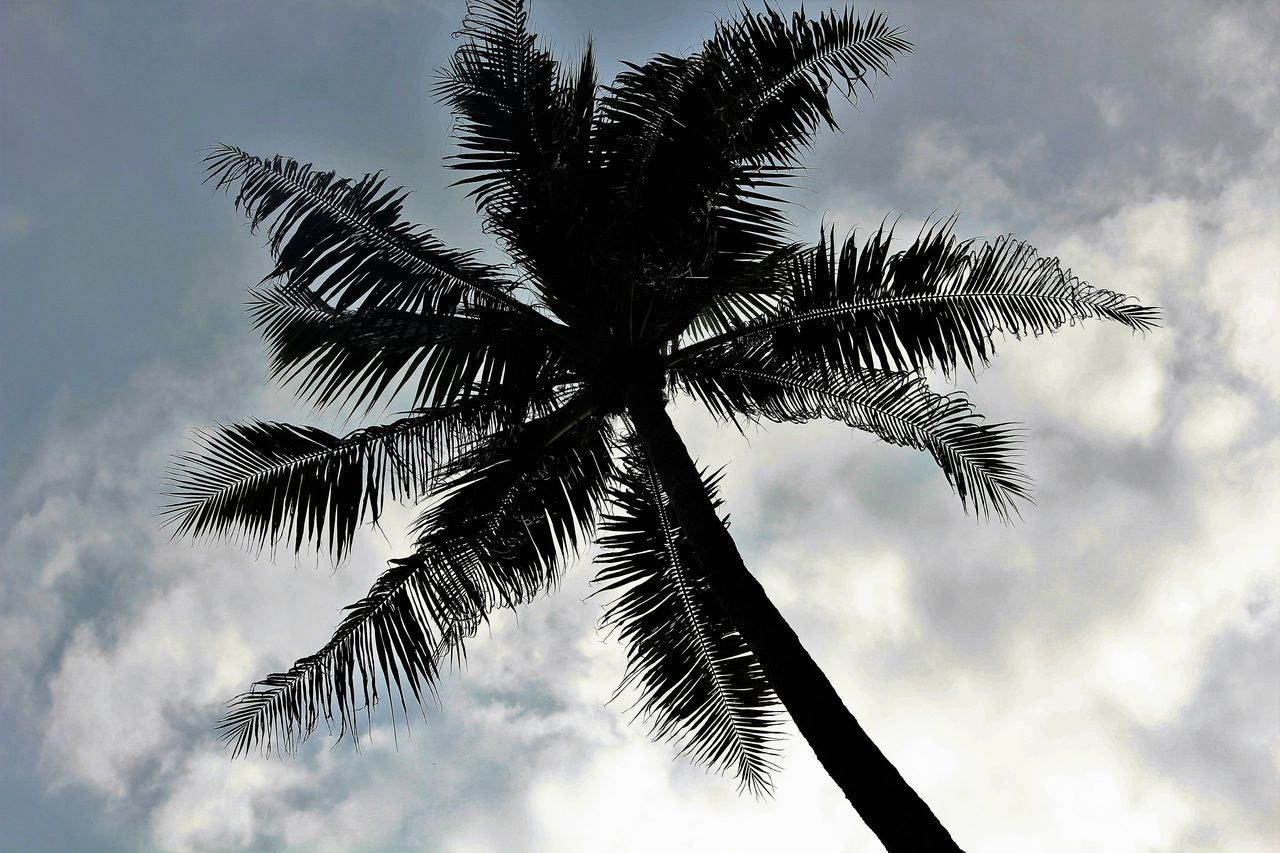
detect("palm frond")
[204,144,523,315]
[594,437,781,795]
[217,403,617,757]
[596,50,698,208]
[705,7,911,165]
[163,405,499,560]
[599,6,909,206]
[437,0,555,215]
[437,0,598,282]
[217,545,485,757]
[413,400,616,599]
[677,354,1031,521]
[668,241,802,342]
[591,8,908,347]
[249,287,565,414]
[676,220,1161,375]
[597,57,786,305]
[635,172,799,344]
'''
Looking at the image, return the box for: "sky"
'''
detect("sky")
[1,0,1277,850]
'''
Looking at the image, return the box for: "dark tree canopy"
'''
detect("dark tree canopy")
[167,2,1156,849]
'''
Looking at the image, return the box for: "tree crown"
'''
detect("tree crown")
[166,0,1157,796]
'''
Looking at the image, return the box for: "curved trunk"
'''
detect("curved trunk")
[626,384,964,853]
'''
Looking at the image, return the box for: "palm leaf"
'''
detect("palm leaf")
[217,404,617,756]
[676,220,1161,376]
[599,7,909,209]
[592,8,909,346]
[679,356,1030,521]
[437,0,597,280]
[594,437,781,795]
[217,551,484,757]
[163,402,504,560]
[204,145,526,314]
[413,399,615,599]
[705,7,911,165]
[666,240,802,343]
[249,287,565,414]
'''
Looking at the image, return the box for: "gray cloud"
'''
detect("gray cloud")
[1139,617,1280,832]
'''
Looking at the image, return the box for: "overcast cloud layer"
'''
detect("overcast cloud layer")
[2,1,1277,850]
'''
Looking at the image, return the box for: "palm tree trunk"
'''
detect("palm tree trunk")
[626,383,964,853]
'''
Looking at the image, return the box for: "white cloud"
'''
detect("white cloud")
[989,322,1167,442]
[523,736,877,853]
[151,753,308,853]
[1201,173,1280,398]
[10,195,1275,853]
[43,588,246,797]
[900,121,1046,219]
[1177,385,1255,454]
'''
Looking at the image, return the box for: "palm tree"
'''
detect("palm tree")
[167,2,1158,850]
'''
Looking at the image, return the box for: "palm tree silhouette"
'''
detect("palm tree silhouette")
[166,3,1158,850]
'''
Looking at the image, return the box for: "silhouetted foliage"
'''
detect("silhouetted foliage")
[169,2,1156,849]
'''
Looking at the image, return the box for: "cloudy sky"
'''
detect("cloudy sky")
[2,0,1277,850]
